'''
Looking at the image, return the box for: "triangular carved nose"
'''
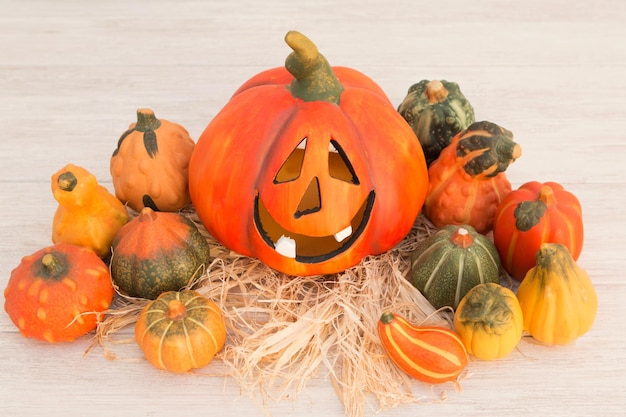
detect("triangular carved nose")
[294,177,321,218]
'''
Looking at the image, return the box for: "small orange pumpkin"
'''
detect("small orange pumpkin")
[377,312,468,384]
[135,290,226,373]
[4,244,114,343]
[493,181,584,281]
[110,108,195,212]
[51,164,129,257]
[423,121,521,234]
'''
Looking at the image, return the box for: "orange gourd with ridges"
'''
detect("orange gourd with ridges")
[493,181,583,281]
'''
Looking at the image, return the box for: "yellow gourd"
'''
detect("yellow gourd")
[51,164,129,257]
[516,243,597,345]
[453,283,523,360]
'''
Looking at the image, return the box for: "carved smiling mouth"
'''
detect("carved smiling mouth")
[254,191,375,264]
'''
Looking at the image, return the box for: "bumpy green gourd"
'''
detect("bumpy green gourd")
[398,80,475,166]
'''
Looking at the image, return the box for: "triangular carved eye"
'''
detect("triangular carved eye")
[328,140,359,185]
[275,138,307,183]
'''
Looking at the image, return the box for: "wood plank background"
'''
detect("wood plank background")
[1,0,625,416]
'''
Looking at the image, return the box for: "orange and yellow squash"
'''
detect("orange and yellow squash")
[516,243,597,345]
[51,163,128,257]
[135,290,226,373]
[188,31,428,276]
[423,121,521,234]
[453,283,523,360]
[378,312,468,384]
[493,181,584,281]
[4,243,114,343]
[110,108,195,212]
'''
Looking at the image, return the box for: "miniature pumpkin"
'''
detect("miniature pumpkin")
[398,79,475,166]
[516,243,597,345]
[378,312,468,384]
[453,283,523,360]
[110,108,195,212]
[110,207,211,299]
[410,224,501,310]
[493,181,584,281]
[51,164,129,257]
[135,290,226,373]
[423,121,521,234]
[188,31,428,276]
[4,244,114,343]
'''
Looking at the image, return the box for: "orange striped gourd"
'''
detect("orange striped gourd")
[377,312,468,384]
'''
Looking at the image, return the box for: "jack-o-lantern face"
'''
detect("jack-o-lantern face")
[255,134,375,262]
[188,31,428,276]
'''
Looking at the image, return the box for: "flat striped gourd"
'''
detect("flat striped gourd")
[409,224,501,310]
[378,312,468,384]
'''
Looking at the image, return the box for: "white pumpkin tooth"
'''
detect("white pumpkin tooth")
[275,235,296,258]
[334,225,352,242]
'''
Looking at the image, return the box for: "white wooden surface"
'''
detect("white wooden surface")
[1,0,625,416]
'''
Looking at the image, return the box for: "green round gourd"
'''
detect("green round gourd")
[409,224,501,310]
[110,207,211,299]
[397,80,475,166]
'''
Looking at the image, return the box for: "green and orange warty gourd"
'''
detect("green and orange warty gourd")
[4,244,114,343]
[51,163,128,258]
[110,207,211,300]
[110,108,195,212]
[188,31,428,276]
[135,290,226,373]
[424,121,521,234]
[398,79,475,166]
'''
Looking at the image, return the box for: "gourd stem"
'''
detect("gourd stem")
[57,171,78,192]
[40,253,65,279]
[450,227,474,249]
[426,80,449,104]
[284,31,344,104]
[380,312,395,325]
[138,207,158,222]
[135,108,162,132]
[166,299,187,320]
[538,185,557,206]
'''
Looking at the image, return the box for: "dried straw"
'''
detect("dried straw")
[93,210,453,417]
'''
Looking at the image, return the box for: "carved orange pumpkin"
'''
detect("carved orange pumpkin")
[188,31,428,276]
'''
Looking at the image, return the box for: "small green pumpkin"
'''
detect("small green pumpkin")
[398,80,475,166]
[110,207,211,299]
[409,224,501,310]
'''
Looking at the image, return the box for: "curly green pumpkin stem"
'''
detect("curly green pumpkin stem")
[284,31,344,104]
